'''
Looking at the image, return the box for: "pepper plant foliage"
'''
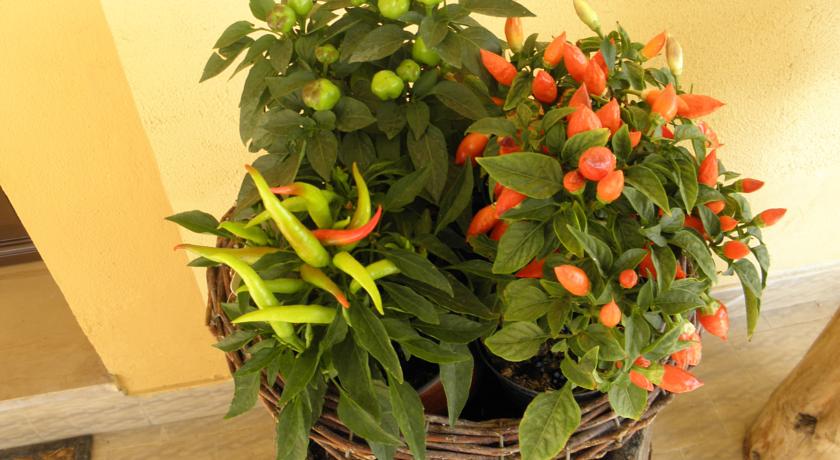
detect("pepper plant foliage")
[458,8,783,457]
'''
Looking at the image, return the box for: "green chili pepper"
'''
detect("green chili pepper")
[176,244,302,349]
[270,182,333,229]
[348,163,371,229]
[179,245,279,264]
[349,259,400,294]
[332,216,351,229]
[300,264,350,308]
[333,251,383,314]
[232,305,336,325]
[218,221,269,245]
[246,194,337,229]
[245,165,330,268]
[235,278,306,295]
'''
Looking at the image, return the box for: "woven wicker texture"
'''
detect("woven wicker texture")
[206,235,677,459]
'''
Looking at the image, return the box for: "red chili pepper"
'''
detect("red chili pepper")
[599,299,621,328]
[719,215,738,232]
[563,43,588,82]
[677,94,725,119]
[630,370,654,391]
[578,146,616,181]
[618,269,638,289]
[584,59,606,96]
[660,365,703,393]
[311,206,382,246]
[491,96,505,106]
[497,136,521,154]
[554,264,591,296]
[675,264,686,279]
[495,187,527,217]
[754,208,787,228]
[699,303,729,340]
[641,31,667,59]
[661,124,674,139]
[563,170,587,195]
[697,121,723,148]
[531,70,558,104]
[638,249,656,278]
[489,220,509,241]
[567,106,602,138]
[543,32,566,68]
[705,200,725,214]
[651,83,679,122]
[596,169,624,204]
[595,98,621,134]
[671,331,702,368]
[592,50,608,76]
[629,130,642,148]
[567,84,591,111]
[480,49,517,86]
[734,178,764,193]
[467,204,498,239]
[516,258,546,279]
[723,240,750,260]
[698,150,719,187]
[455,132,489,165]
[505,17,524,53]
[684,215,707,237]
[493,182,504,199]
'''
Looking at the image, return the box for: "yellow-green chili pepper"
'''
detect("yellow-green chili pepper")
[245,193,340,229]
[270,182,333,229]
[348,162,371,229]
[179,245,279,265]
[235,278,306,295]
[333,251,383,314]
[176,244,302,349]
[349,259,400,294]
[218,221,269,245]
[245,165,330,268]
[299,264,350,308]
[232,305,336,324]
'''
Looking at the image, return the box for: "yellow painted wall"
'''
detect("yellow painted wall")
[2,0,838,393]
[0,0,228,393]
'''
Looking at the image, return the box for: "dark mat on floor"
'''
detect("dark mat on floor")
[0,436,91,460]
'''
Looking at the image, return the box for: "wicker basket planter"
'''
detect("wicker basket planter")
[206,237,678,459]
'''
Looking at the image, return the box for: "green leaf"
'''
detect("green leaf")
[278,345,320,405]
[439,343,473,426]
[274,397,309,460]
[249,0,276,21]
[504,279,556,322]
[561,128,610,162]
[612,124,632,159]
[383,167,430,211]
[696,205,721,238]
[382,248,453,296]
[621,60,646,90]
[213,330,257,352]
[381,282,439,324]
[436,161,474,233]
[349,24,410,63]
[578,324,624,360]
[376,102,407,140]
[560,347,598,390]
[612,248,648,273]
[215,21,255,49]
[406,101,430,139]
[467,117,516,137]
[608,373,648,420]
[485,322,546,362]
[670,230,716,282]
[541,107,576,132]
[335,97,376,132]
[519,384,581,460]
[419,15,449,47]
[493,221,545,274]
[622,187,655,225]
[433,81,488,120]
[337,390,403,445]
[435,32,463,68]
[339,131,376,169]
[642,325,682,361]
[652,245,677,293]
[733,259,762,297]
[553,210,584,257]
[671,154,698,211]
[417,313,495,343]
[165,210,224,236]
[623,312,651,361]
[306,130,338,181]
[407,126,449,202]
[388,378,427,460]
[503,71,532,110]
[624,166,670,214]
[333,334,379,418]
[568,226,614,275]
[655,288,704,314]
[269,39,294,74]
[398,337,471,363]
[225,372,260,418]
[347,302,403,383]
[461,0,535,17]
[265,71,315,100]
[744,285,762,339]
[477,153,564,199]
[200,38,252,82]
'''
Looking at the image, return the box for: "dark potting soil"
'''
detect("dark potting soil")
[485,343,566,393]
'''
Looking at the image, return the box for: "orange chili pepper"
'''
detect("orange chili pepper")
[563,170,587,195]
[698,150,719,187]
[595,98,621,134]
[515,258,546,279]
[480,49,517,86]
[563,43,588,82]
[466,204,498,239]
[599,299,621,328]
[651,83,679,122]
[531,70,558,104]
[596,170,624,204]
[567,106,602,138]
[554,265,591,296]
[455,132,489,166]
[584,59,606,95]
[578,146,616,180]
[543,32,566,68]
[641,31,667,59]
[677,94,725,118]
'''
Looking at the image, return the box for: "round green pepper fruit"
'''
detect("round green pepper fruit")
[267,5,297,34]
[417,0,443,5]
[378,0,409,20]
[315,44,339,64]
[396,59,421,82]
[412,37,440,66]
[371,70,405,100]
[288,0,313,16]
[303,79,341,111]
